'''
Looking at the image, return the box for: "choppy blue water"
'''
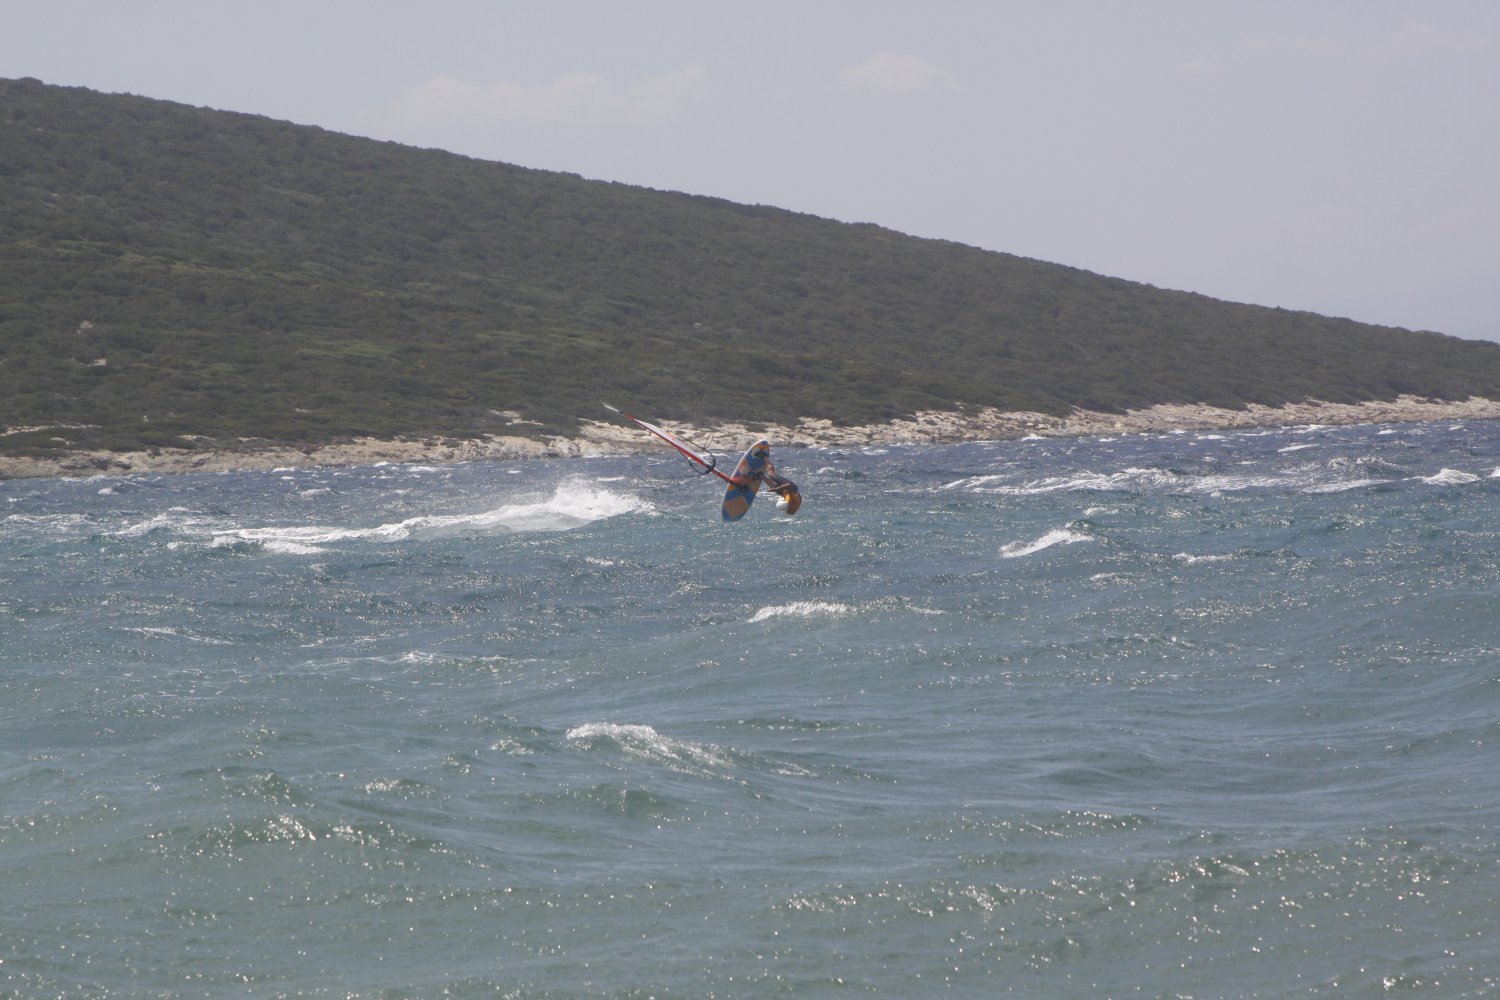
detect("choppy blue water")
[4,420,1500,998]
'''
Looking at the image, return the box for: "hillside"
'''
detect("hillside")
[4,76,1500,460]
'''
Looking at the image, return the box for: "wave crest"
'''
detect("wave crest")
[566,723,731,775]
[1001,527,1092,559]
[749,601,856,623]
[213,479,647,552]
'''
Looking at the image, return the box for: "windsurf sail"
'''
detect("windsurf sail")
[604,404,731,482]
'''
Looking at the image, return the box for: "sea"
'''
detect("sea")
[3,418,1498,999]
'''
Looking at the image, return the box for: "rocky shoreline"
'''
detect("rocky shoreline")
[5,395,1500,481]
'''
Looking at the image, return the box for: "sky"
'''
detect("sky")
[6,1,1498,340]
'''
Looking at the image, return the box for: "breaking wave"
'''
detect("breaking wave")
[566,723,733,775]
[1001,526,1093,558]
[749,601,858,623]
[1422,468,1481,486]
[212,480,648,552]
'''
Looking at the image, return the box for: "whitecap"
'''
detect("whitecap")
[941,473,1007,490]
[1422,468,1480,486]
[749,601,856,623]
[1173,552,1235,565]
[211,479,649,552]
[419,479,649,534]
[1001,527,1092,559]
[111,511,214,539]
[990,467,1252,495]
[210,532,324,555]
[566,722,731,772]
[1301,479,1386,494]
[993,470,1152,494]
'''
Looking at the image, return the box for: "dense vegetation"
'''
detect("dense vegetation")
[5,77,1500,458]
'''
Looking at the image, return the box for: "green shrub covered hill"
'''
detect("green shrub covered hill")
[5,77,1500,459]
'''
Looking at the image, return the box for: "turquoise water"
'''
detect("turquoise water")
[4,420,1498,997]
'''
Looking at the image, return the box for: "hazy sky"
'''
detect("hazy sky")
[6,1,1498,339]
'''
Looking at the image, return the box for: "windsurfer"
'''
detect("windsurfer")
[729,439,801,515]
[606,406,802,518]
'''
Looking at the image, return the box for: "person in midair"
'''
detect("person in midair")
[723,438,800,519]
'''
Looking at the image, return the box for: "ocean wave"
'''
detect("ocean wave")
[1300,478,1388,494]
[749,601,857,623]
[122,625,236,645]
[0,512,93,538]
[1422,468,1481,486]
[566,722,733,775]
[1001,527,1092,558]
[951,467,1287,496]
[110,510,218,539]
[1172,552,1236,565]
[211,479,648,552]
[949,454,1415,497]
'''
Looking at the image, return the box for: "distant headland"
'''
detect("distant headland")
[7,78,1500,477]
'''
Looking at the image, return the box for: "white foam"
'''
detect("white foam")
[1301,478,1386,494]
[265,538,327,555]
[1422,468,1480,486]
[941,473,1005,490]
[212,479,648,552]
[1001,527,1092,558]
[974,467,1289,495]
[111,511,215,539]
[566,722,731,772]
[749,601,856,623]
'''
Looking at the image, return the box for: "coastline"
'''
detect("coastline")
[5,394,1500,481]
